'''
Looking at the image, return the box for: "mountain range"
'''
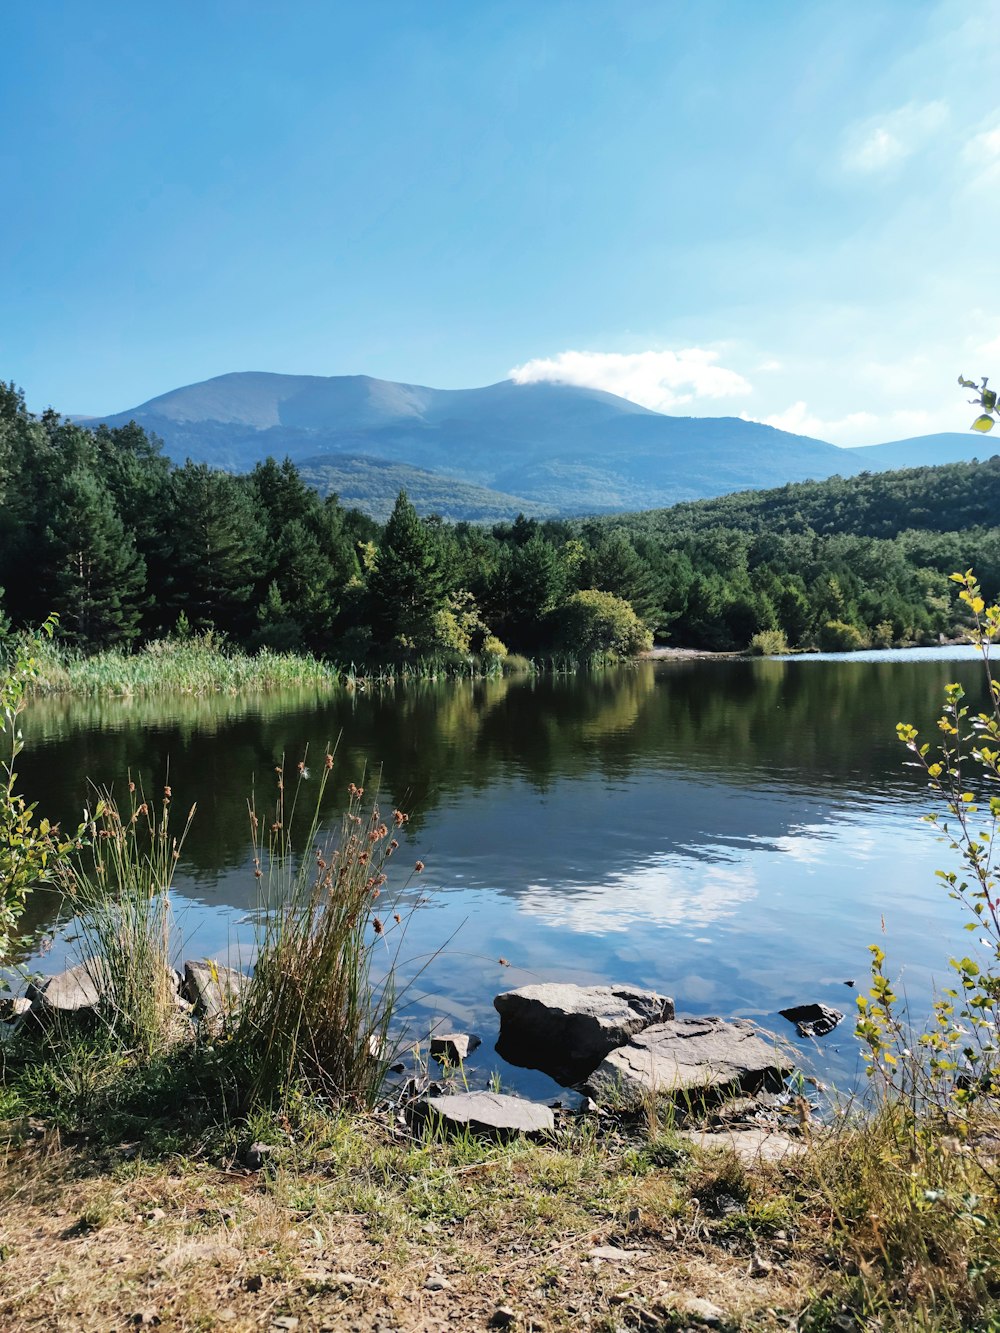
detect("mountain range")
[86,371,988,521]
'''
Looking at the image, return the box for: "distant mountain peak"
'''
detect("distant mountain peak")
[90,371,986,520]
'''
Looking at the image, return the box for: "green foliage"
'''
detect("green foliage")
[818,619,869,652]
[857,570,1000,1104]
[367,490,449,652]
[553,589,652,658]
[0,616,76,960]
[748,628,789,656]
[958,373,997,434]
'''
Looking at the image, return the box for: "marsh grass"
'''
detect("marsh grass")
[25,633,539,699]
[28,633,340,697]
[66,781,195,1054]
[230,753,423,1112]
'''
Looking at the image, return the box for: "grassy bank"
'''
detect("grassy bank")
[19,636,549,698]
[1,1049,998,1332]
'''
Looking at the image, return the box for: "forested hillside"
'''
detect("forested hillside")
[1,382,995,660]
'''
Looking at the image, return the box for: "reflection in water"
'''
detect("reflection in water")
[13,648,993,1094]
[518,859,757,933]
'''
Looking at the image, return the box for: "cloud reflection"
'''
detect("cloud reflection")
[518,859,757,935]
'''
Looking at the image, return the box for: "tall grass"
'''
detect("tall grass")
[24,634,537,698]
[231,754,422,1112]
[28,634,340,697]
[67,782,195,1054]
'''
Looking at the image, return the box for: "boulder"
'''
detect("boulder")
[779,1002,845,1038]
[586,1016,792,1108]
[182,960,245,1022]
[430,1032,481,1063]
[423,1091,554,1139]
[494,982,673,1083]
[26,960,108,1017]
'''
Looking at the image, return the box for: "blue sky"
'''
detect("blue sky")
[3,0,998,443]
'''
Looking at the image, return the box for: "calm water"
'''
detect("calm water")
[12,646,992,1098]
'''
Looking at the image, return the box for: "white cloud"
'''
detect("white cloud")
[963,124,1000,161]
[508,348,752,412]
[842,100,949,173]
[742,401,879,441]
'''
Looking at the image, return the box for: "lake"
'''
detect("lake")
[13,646,992,1100]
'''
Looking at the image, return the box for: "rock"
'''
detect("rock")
[182,959,245,1022]
[424,1273,453,1291]
[243,1142,275,1170]
[27,960,108,1016]
[488,1309,517,1329]
[494,982,673,1083]
[588,1245,647,1262]
[656,1292,727,1326]
[749,1251,772,1277]
[430,1032,481,1063]
[779,1003,844,1038]
[586,1016,792,1109]
[423,1091,554,1139]
[680,1126,806,1163]
[0,995,32,1022]
[144,1208,166,1222]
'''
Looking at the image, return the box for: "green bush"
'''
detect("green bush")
[818,619,869,652]
[553,590,652,659]
[0,618,76,961]
[748,629,789,656]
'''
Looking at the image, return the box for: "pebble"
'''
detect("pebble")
[424,1273,453,1292]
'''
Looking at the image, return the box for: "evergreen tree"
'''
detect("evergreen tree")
[162,463,265,635]
[40,468,147,648]
[367,491,447,651]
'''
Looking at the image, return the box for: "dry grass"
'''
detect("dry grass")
[0,1117,819,1333]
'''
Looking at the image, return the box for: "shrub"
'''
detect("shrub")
[0,618,77,962]
[553,589,652,659]
[748,629,788,656]
[818,619,869,652]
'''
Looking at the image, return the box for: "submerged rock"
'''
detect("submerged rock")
[494,982,673,1083]
[779,1002,845,1038]
[423,1091,554,1139]
[586,1016,792,1108]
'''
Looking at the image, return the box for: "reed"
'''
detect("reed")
[67,782,195,1054]
[231,753,421,1112]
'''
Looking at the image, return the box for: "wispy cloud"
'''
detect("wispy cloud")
[508,348,752,411]
[743,401,878,441]
[842,99,949,173]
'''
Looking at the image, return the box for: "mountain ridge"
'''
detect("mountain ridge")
[88,371,987,518]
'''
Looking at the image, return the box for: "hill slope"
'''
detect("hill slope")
[92,371,986,518]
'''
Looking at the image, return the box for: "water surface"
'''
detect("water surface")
[15,647,992,1098]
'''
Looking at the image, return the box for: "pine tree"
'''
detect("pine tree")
[162,463,264,635]
[41,468,147,649]
[367,491,447,650]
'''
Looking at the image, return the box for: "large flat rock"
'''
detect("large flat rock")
[423,1091,554,1139]
[587,1016,792,1108]
[26,960,108,1016]
[494,982,673,1083]
[681,1126,807,1163]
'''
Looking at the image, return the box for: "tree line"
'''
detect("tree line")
[1,380,997,660]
